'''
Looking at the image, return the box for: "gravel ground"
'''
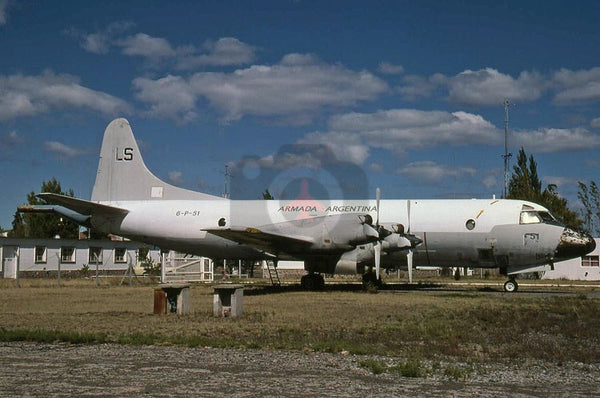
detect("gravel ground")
[0,342,598,397]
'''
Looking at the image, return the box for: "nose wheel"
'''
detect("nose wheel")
[503,279,518,293]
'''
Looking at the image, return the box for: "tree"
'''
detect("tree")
[507,148,582,229]
[11,178,80,239]
[577,180,600,235]
[262,189,274,200]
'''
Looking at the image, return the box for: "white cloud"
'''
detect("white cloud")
[0,71,132,120]
[552,67,600,104]
[591,118,600,129]
[482,173,499,189]
[176,37,256,69]
[396,161,476,182]
[280,53,320,66]
[74,27,256,70]
[1,130,22,148]
[446,68,544,106]
[368,162,382,172]
[377,62,404,75]
[44,141,87,159]
[512,127,600,153]
[168,170,184,185]
[299,130,370,164]
[134,54,388,123]
[542,176,578,188]
[329,109,500,152]
[396,74,439,101]
[66,21,135,54]
[298,109,500,165]
[0,0,9,25]
[117,33,176,58]
[132,75,197,122]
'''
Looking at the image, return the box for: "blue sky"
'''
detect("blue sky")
[1,0,600,229]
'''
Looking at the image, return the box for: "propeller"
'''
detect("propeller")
[374,187,381,280]
[368,190,421,284]
[407,200,413,284]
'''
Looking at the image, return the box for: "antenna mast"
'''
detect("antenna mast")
[502,99,513,198]
[223,164,231,199]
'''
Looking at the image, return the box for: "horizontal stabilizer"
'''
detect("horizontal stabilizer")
[17,204,91,224]
[37,193,129,217]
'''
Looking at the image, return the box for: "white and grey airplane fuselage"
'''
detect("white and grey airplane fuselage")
[23,118,595,291]
[89,197,583,275]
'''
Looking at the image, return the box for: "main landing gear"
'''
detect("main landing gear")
[301,273,325,290]
[503,278,518,293]
[362,269,383,290]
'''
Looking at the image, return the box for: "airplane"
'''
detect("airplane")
[19,118,595,292]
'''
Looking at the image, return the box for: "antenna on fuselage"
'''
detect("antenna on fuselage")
[502,99,514,198]
[222,164,233,199]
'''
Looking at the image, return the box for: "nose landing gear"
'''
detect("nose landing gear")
[503,278,518,293]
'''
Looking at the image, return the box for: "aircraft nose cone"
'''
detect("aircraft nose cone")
[555,228,596,260]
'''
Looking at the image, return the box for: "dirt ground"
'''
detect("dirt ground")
[0,342,598,397]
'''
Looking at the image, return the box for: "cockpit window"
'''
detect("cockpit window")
[520,211,542,224]
[538,211,556,223]
[520,210,557,225]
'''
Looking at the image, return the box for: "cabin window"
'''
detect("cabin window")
[60,247,76,263]
[35,246,47,263]
[89,247,103,264]
[582,255,599,267]
[465,219,476,230]
[114,248,127,263]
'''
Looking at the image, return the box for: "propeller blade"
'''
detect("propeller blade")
[407,249,413,284]
[375,187,381,227]
[407,200,411,234]
[374,242,381,280]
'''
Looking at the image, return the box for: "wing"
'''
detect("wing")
[204,226,314,257]
[205,213,379,258]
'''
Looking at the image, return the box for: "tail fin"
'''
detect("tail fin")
[91,118,224,202]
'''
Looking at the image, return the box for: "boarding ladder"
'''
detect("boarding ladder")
[264,260,281,286]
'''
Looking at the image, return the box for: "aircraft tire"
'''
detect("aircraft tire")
[301,274,325,291]
[362,271,382,290]
[503,279,518,293]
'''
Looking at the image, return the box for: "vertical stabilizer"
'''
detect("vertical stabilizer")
[91,118,224,202]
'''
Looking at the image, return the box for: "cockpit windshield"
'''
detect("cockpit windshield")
[520,210,557,225]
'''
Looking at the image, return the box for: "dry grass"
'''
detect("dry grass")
[1,279,599,363]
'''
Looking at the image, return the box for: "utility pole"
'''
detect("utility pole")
[502,99,513,198]
[223,164,231,199]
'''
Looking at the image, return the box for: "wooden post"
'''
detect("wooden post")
[15,248,20,289]
[57,253,61,287]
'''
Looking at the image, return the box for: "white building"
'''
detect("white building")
[0,237,160,278]
[543,238,600,281]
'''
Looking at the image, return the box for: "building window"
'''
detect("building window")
[35,246,47,263]
[582,255,600,267]
[114,248,127,263]
[60,247,76,263]
[89,247,103,264]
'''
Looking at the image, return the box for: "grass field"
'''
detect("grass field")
[1,278,599,364]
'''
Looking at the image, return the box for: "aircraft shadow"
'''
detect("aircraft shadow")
[243,282,442,296]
